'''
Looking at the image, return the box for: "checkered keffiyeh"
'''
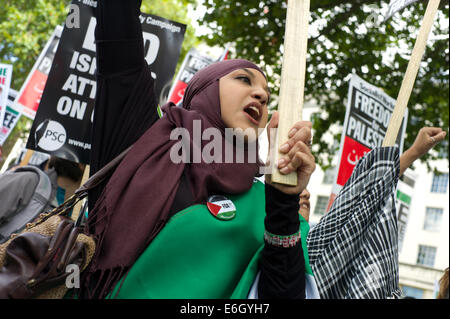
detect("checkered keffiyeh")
[307,147,403,299]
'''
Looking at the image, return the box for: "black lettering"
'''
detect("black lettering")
[3,113,16,128]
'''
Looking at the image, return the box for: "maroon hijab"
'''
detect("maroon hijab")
[81,59,267,298]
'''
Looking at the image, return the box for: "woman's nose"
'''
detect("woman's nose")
[301,189,310,199]
[252,88,268,105]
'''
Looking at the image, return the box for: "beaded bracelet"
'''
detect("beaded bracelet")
[264,230,301,248]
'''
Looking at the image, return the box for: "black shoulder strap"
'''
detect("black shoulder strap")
[168,169,195,217]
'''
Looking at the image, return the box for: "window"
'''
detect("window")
[437,139,448,158]
[401,286,424,299]
[416,245,437,267]
[322,167,336,184]
[430,173,448,193]
[313,196,329,216]
[423,207,443,232]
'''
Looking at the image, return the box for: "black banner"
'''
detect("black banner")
[26,1,186,163]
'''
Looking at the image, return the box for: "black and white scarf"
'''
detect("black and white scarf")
[307,147,403,299]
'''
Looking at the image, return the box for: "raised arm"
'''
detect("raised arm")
[95,0,145,75]
[89,0,159,209]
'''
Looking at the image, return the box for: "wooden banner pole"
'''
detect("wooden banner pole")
[271,0,310,186]
[19,149,34,166]
[383,0,440,146]
[71,164,90,221]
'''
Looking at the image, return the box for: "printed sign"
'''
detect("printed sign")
[0,64,13,127]
[384,0,419,21]
[13,148,50,167]
[327,74,408,212]
[13,26,63,120]
[26,1,186,164]
[0,89,20,146]
[167,49,214,105]
[167,47,229,106]
[396,177,415,253]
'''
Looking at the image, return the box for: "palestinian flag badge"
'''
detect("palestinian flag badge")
[206,195,236,221]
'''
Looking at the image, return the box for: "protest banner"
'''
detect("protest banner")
[0,89,20,146]
[384,0,419,22]
[167,49,214,106]
[395,173,416,253]
[26,1,186,164]
[13,26,63,120]
[0,64,13,127]
[14,148,50,168]
[326,74,408,212]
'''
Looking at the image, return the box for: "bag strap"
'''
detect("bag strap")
[74,145,132,197]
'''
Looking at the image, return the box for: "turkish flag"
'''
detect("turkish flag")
[167,80,188,105]
[336,136,371,186]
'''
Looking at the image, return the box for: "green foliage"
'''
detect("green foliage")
[0,0,197,90]
[196,0,449,170]
[0,0,70,90]
[0,0,71,167]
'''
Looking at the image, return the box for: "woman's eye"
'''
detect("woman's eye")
[237,76,251,85]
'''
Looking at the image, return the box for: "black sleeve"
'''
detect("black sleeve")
[89,0,160,210]
[258,183,306,299]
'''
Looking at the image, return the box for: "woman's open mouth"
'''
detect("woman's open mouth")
[301,203,310,210]
[243,103,262,125]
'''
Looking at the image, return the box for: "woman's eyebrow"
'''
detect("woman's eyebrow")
[241,68,255,79]
[241,68,271,97]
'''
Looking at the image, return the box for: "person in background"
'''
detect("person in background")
[44,156,84,205]
[0,155,84,208]
[437,267,449,299]
[298,189,311,222]
[0,156,84,242]
[307,127,447,299]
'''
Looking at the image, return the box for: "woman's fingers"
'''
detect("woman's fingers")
[412,127,447,159]
[279,124,312,153]
[287,121,312,138]
[432,130,447,143]
[278,141,314,174]
[278,150,316,195]
[285,151,315,175]
[266,116,316,194]
[266,133,316,195]
[421,127,446,143]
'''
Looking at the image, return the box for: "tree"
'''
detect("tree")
[195,0,449,171]
[0,0,70,167]
[0,0,199,168]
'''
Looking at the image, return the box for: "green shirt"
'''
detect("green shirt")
[109,180,313,299]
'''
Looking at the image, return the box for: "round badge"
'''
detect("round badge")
[206,195,236,221]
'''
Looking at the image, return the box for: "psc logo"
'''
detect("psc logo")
[35,119,67,151]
